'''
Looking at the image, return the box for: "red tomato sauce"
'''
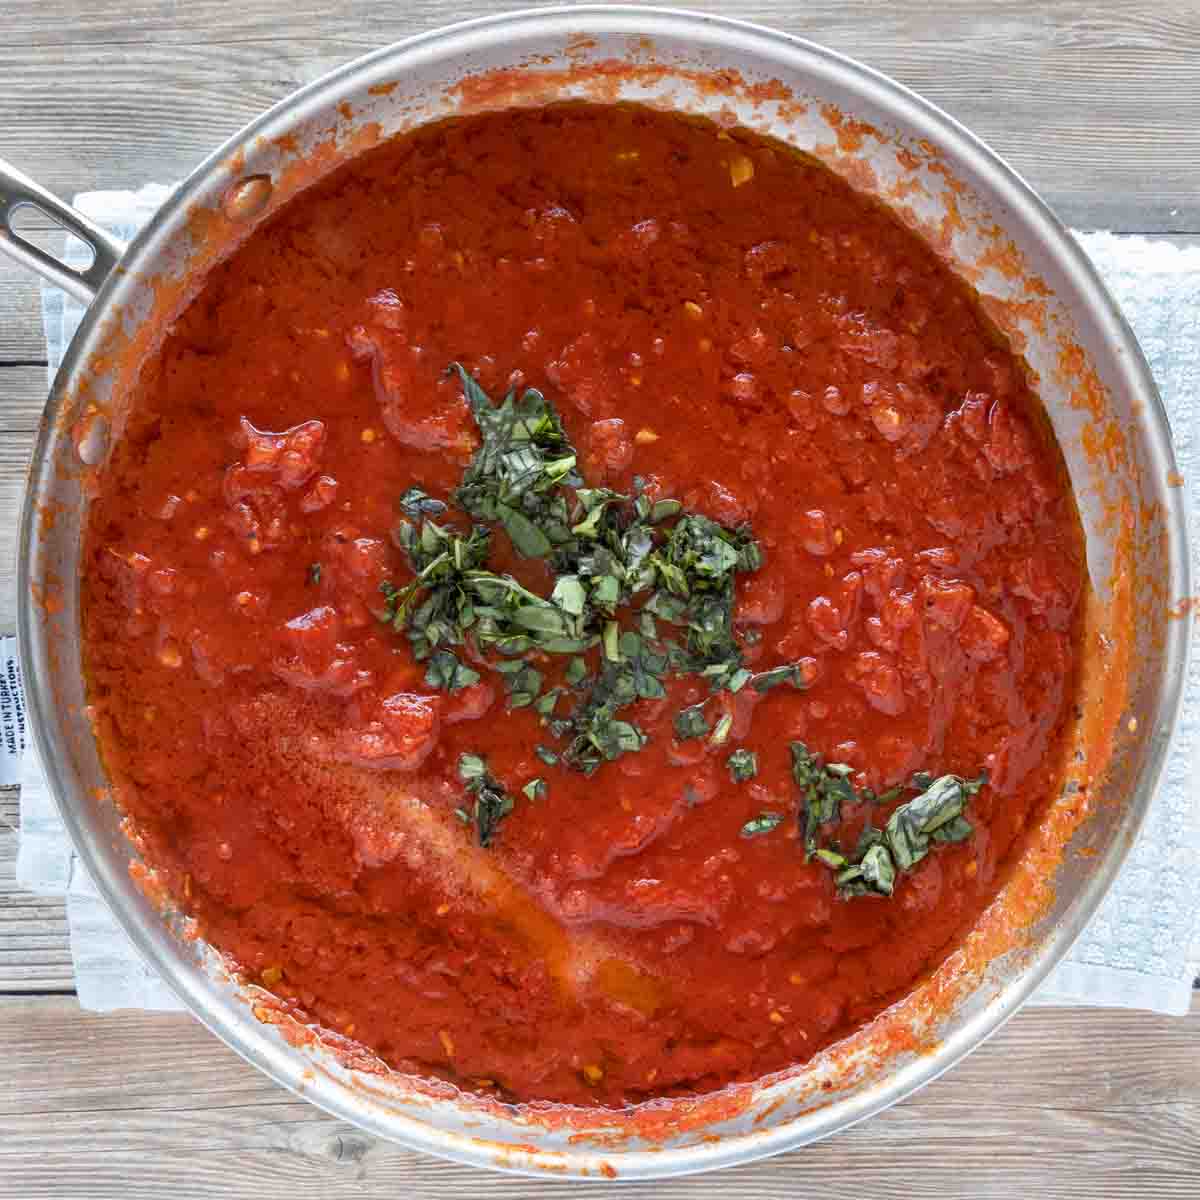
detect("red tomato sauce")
[82,103,1085,1107]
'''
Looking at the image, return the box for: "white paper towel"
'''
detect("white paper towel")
[14,188,1200,1015]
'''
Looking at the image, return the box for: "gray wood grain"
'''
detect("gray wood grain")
[0,227,59,365]
[0,431,35,633]
[0,994,1197,1198]
[0,794,73,995]
[0,0,1199,230]
[0,367,48,433]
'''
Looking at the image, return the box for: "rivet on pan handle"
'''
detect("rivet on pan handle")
[0,157,126,305]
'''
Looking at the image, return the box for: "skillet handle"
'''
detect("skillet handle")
[0,158,126,305]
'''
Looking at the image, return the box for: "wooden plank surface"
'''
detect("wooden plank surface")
[0,367,47,434]
[0,993,1197,1198]
[0,427,35,633]
[0,227,59,365]
[2,1,1199,1193]
[0,1,1199,230]
[0,793,73,995]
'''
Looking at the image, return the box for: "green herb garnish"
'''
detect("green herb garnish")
[522,778,547,803]
[380,517,594,663]
[674,702,710,740]
[790,749,987,898]
[377,368,808,784]
[648,513,760,690]
[398,486,448,519]
[423,649,481,692]
[884,772,985,870]
[791,742,858,860]
[379,519,492,641]
[451,363,579,559]
[560,656,650,774]
[750,662,807,693]
[457,752,514,848]
[709,712,734,748]
[727,748,758,782]
[831,823,897,897]
[494,658,544,709]
[306,562,321,586]
[741,811,784,838]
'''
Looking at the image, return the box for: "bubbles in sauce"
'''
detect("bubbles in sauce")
[221,174,273,223]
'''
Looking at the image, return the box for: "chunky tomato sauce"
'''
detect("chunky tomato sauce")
[83,103,1085,1107]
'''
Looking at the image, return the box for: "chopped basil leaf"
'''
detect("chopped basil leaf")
[379,516,593,674]
[795,763,987,898]
[534,744,559,766]
[457,751,514,848]
[500,505,553,558]
[451,363,580,560]
[885,772,983,871]
[591,573,620,613]
[931,814,974,844]
[383,368,781,776]
[646,513,762,692]
[836,842,896,897]
[791,741,858,860]
[457,753,487,784]
[860,842,897,893]
[860,784,902,806]
[424,649,481,692]
[674,702,710,740]
[741,811,784,838]
[644,590,687,623]
[522,778,547,803]
[306,562,322,586]
[602,620,621,663]
[750,662,806,693]
[727,748,758,783]
[709,712,733,748]
[615,631,668,701]
[398,486,448,519]
[560,655,653,775]
[551,575,587,616]
[852,822,886,859]
[572,488,625,540]
[494,658,543,708]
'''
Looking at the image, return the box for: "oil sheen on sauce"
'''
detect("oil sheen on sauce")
[82,103,1086,1107]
